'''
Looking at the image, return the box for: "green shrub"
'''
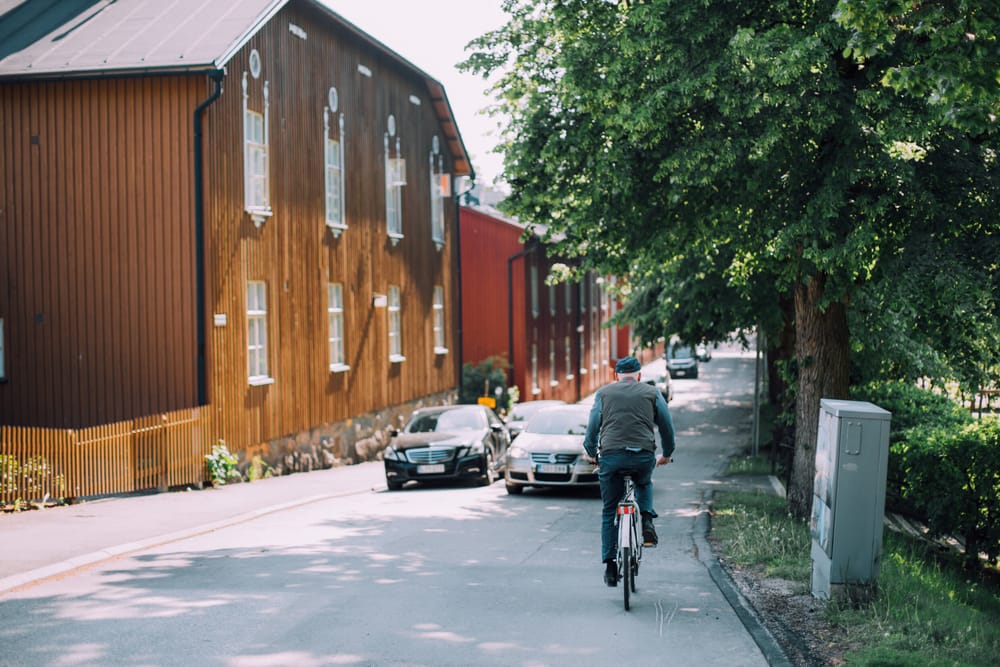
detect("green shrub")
[460,356,511,412]
[205,441,241,487]
[851,380,972,444]
[852,381,974,512]
[896,418,1000,568]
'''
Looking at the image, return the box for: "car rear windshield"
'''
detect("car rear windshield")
[524,410,588,436]
[407,408,484,432]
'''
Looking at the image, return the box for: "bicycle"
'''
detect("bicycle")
[615,474,642,611]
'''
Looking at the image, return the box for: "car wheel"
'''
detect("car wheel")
[386,479,403,491]
[478,448,497,486]
[505,482,524,495]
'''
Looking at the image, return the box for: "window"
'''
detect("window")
[530,263,539,318]
[430,137,448,249]
[565,280,573,313]
[579,330,587,375]
[549,283,556,315]
[328,283,348,372]
[531,342,540,395]
[565,336,574,380]
[388,285,404,362]
[0,317,5,379]
[242,66,271,226]
[549,338,558,387]
[433,285,447,354]
[385,115,405,243]
[324,99,347,235]
[247,281,272,384]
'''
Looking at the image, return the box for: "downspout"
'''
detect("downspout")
[193,69,225,406]
[507,245,532,392]
[454,179,475,393]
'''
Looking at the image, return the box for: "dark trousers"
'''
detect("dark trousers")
[598,449,656,562]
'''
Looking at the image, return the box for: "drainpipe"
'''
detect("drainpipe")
[193,69,225,406]
[506,245,532,391]
[454,178,475,394]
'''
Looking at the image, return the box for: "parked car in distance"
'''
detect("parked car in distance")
[384,404,510,490]
[504,399,566,439]
[504,404,598,494]
[696,343,713,362]
[665,344,699,379]
[648,373,673,402]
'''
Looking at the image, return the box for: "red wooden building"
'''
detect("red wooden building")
[0,0,474,487]
[459,205,617,405]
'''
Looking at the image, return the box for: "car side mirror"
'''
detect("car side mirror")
[390,429,400,437]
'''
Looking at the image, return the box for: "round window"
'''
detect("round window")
[387,114,396,137]
[249,49,262,79]
[328,87,338,112]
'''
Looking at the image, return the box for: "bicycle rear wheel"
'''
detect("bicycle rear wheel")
[622,546,632,610]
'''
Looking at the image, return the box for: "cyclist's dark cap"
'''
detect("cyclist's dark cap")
[615,356,641,373]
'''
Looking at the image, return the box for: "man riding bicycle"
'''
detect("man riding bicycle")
[583,356,675,587]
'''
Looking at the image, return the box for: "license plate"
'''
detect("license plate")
[536,464,569,474]
[417,464,446,474]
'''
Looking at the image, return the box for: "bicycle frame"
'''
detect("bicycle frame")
[615,475,642,609]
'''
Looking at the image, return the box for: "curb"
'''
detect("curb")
[694,487,793,667]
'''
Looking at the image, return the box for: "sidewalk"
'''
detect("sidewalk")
[0,461,385,594]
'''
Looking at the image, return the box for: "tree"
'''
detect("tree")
[835,0,1000,136]
[465,0,1000,516]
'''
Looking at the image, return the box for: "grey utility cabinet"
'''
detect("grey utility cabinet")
[810,398,892,600]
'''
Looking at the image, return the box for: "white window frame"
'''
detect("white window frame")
[549,337,558,387]
[328,283,349,372]
[531,342,540,395]
[433,285,448,354]
[242,71,271,227]
[530,264,539,318]
[430,144,447,250]
[388,285,405,362]
[324,106,347,236]
[565,336,574,380]
[385,116,405,244]
[247,281,273,385]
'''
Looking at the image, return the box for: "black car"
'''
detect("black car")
[665,344,699,379]
[383,405,510,490]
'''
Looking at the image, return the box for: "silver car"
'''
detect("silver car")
[503,404,597,494]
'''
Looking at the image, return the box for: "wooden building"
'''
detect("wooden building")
[0,0,473,480]
[459,205,614,405]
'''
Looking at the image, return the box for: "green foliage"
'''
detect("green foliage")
[711,491,811,581]
[895,418,1000,567]
[464,0,1000,517]
[712,492,1000,664]
[835,0,1000,136]
[460,356,511,412]
[205,441,241,487]
[851,381,973,445]
[0,454,66,509]
[834,531,1000,665]
[246,455,274,483]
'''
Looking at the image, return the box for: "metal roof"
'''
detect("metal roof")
[0,0,473,176]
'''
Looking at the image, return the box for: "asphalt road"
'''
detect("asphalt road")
[0,345,771,667]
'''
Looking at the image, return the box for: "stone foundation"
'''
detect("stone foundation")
[236,390,458,477]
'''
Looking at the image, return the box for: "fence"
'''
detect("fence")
[1,407,210,506]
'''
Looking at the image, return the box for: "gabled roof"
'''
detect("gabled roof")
[0,0,473,176]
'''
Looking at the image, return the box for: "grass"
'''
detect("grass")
[712,455,1000,666]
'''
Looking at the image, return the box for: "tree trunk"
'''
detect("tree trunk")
[787,274,851,519]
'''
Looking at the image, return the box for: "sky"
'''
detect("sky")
[322,0,511,188]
